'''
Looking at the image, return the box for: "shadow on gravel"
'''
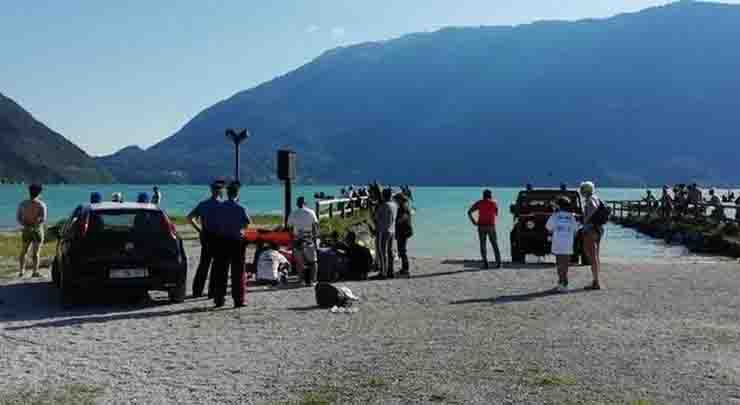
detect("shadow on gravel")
[287,305,322,312]
[442,260,554,271]
[0,280,206,328]
[4,306,212,331]
[451,288,588,305]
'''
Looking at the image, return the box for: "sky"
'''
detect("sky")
[2,0,738,156]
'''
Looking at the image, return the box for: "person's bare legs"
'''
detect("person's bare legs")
[584,231,601,288]
[556,255,569,287]
[18,239,31,277]
[30,241,42,277]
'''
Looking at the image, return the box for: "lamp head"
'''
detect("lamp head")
[226,129,249,144]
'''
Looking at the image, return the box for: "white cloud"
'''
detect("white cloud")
[305,25,320,33]
[331,27,346,38]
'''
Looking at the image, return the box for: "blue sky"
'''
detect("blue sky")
[2,0,736,156]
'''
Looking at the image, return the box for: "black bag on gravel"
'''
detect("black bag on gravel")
[315,283,349,308]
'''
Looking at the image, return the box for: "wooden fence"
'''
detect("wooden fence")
[315,196,370,220]
[606,200,740,224]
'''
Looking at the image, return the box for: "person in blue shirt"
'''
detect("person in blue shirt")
[188,179,225,298]
[212,181,251,308]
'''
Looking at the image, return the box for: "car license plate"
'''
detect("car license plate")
[110,268,149,279]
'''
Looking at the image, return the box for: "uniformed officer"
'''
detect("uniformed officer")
[212,182,251,308]
[188,179,225,298]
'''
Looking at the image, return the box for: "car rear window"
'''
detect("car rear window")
[89,210,167,234]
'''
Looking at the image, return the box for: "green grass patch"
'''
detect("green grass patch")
[0,383,103,405]
[297,387,338,405]
[319,211,370,240]
[170,214,283,228]
[365,376,387,388]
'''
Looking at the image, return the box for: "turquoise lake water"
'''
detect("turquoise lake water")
[0,184,716,261]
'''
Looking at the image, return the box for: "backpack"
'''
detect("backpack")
[315,282,350,308]
[589,199,611,226]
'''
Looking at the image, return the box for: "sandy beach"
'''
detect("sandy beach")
[1,239,739,404]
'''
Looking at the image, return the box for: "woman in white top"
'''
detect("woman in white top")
[546,196,579,292]
[580,181,602,290]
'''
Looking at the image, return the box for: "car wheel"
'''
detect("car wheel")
[168,281,186,303]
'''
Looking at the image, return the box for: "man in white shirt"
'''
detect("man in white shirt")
[545,196,579,292]
[287,197,319,286]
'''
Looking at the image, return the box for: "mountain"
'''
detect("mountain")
[0,93,113,184]
[99,1,740,186]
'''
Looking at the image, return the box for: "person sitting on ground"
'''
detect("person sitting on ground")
[255,243,290,286]
[341,231,373,281]
[17,184,47,278]
[546,196,579,292]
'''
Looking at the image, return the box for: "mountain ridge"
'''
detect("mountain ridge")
[0,92,113,184]
[99,1,740,186]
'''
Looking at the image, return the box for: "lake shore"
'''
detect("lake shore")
[1,238,739,404]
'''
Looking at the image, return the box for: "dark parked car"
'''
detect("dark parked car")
[509,189,589,264]
[52,202,187,305]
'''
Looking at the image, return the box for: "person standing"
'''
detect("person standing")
[17,184,47,278]
[546,196,579,292]
[735,194,740,222]
[580,181,603,290]
[373,188,398,279]
[660,186,673,218]
[152,186,162,205]
[287,197,320,286]
[188,179,224,298]
[467,189,502,269]
[394,192,413,277]
[211,182,250,308]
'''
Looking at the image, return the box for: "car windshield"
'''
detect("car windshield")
[89,210,166,234]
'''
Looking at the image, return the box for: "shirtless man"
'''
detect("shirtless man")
[17,184,47,278]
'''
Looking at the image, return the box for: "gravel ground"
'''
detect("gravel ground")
[1,239,739,404]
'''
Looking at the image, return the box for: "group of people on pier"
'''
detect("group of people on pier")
[654,184,740,221]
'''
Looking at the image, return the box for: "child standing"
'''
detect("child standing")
[546,196,579,292]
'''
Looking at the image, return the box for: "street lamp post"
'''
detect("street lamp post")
[225,129,249,182]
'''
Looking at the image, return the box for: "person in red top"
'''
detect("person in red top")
[468,189,502,269]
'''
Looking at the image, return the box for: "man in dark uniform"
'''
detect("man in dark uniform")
[188,179,224,298]
[212,182,251,308]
